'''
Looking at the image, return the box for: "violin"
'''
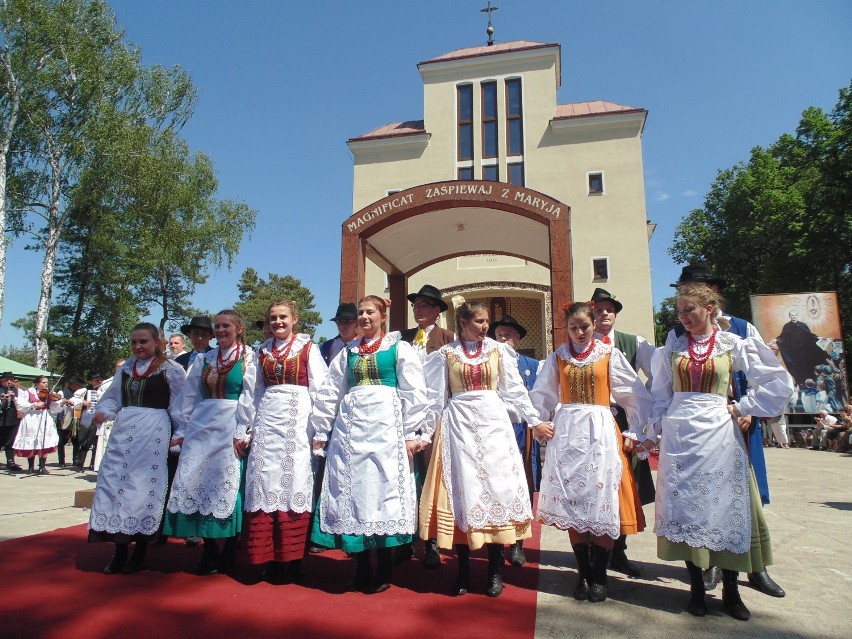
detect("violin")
[37,388,64,406]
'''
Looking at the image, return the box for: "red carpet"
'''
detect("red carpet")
[0,520,541,639]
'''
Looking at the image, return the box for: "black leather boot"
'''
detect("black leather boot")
[722,569,751,621]
[122,541,148,574]
[703,565,721,591]
[571,543,591,600]
[347,550,372,593]
[685,561,708,616]
[423,538,441,569]
[609,535,641,577]
[217,536,237,574]
[372,548,393,593]
[453,544,471,596]
[104,543,129,574]
[747,569,785,597]
[485,543,504,597]
[508,540,526,567]
[588,545,610,603]
[195,538,220,575]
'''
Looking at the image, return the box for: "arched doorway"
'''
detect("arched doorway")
[340,181,572,345]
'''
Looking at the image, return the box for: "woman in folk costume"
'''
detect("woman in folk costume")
[645,283,792,621]
[529,302,652,604]
[310,296,427,594]
[419,300,546,598]
[243,300,328,584]
[13,375,63,475]
[164,309,257,575]
[89,323,186,574]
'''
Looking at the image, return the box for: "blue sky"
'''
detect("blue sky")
[2,0,850,347]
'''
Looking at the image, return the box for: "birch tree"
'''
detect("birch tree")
[4,0,193,368]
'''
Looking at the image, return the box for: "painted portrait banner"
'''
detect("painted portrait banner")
[750,291,847,414]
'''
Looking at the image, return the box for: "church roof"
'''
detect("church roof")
[349,120,426,142]
[554,101,645,120]
[419,41,559,66]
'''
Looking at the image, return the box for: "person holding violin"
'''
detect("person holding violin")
[13,376,64,475]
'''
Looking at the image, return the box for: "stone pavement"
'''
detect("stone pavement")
[1,446,849,638]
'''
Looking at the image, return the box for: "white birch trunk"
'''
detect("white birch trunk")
[0,156,8,331]
[33,157,63,371]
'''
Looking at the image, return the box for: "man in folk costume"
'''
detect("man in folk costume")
[671,263,785,598]
[175,316,214,372]
[1,372,24,472]
[398,284,455,568]
[591,287,656,578]
[319,303,359,365]
[488,314,540,567]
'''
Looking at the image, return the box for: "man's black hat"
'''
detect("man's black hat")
[181,316,214,335]
[332,303,358,322]
[487,314,528,340]
[670,262,726,289]
[407,284,449,312]
[591,287,623,314]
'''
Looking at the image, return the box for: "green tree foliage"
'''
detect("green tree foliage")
[654,295,678,345]
[2,1,256,376]
[670,81,852,352]
[234,268,322,346]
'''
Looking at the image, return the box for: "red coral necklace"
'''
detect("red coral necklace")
[569,338,596,361]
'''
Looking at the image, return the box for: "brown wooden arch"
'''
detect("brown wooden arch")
[340,181,572,344]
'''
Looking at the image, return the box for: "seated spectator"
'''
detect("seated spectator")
[811,410,838,450]
[825,407,851,452]
[835,406,852,454]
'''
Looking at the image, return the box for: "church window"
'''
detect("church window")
[592,257,609,281]
[457,84,474,162]
[482,81,498,158]
[508,162,525,186]
[506,78,524,156]
[588,171,604,194]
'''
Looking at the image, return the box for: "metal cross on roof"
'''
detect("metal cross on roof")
[481,1,498,46]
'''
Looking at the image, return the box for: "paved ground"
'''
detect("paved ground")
[1,445,850,637]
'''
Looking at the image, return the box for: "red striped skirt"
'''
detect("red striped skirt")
[244,510,311,564]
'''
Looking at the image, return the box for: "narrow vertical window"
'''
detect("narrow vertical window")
[592,258,609,281]
[457,84,473,162]
[458,167,474,180]
[508,162,524,186]
[481,81,498,159]
[506,78,523,156]
[483,165,499,181]
[588,172,604,194]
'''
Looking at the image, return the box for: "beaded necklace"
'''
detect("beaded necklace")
[358,333,384,358]
[130,357,159,393]
[461,339,484,359]
[272,334,297,361]
[216,343,242,375]
[687,328,718,390]
[569,338,596,361]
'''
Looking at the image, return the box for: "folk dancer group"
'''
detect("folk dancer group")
[84,269,792,622]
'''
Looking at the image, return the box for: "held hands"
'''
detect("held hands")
[727,404,752,431]
[405,440,419,461]
[169,437,184,449]
[532,421,554,443]
[92,413,107,425]
[233,438,249,458]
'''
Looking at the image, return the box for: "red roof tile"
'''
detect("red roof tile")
[419,41,558,66]
[348,120,426,142]
[554,101,645,120]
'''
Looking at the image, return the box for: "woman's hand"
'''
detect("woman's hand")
[92,413,107,425]
[532,421,554,443]
[406,440,418,461]
[312,439,326,452]
[727,404,751,431]
[622,437,635,453]
[169,437,184,449]
[640,438,656,452]
[233,438,249,458]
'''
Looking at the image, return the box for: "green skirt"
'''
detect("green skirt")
[309,494,412,553]
[163,457,246,539]
[657,468,772,572]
